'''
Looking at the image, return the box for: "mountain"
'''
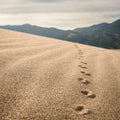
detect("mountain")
[0,19,120,49]
[74,19,120,48]
[74,23,109,35]
[0,24,87,43]
[0,24,70,40]
[74,19,120,34]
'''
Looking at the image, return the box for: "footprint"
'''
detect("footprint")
[79,65,82,67]
[81,90,96,98]
[78,78,84,81]
[81,61,87,64]
[75,105,91,115]
[81,90,89,95]
[79,65,87,69]
[87,93,96,98]
[80,71,86,74]
[80,71,91,76]
[81,79,90,85]
[81,66,87,69]
[85,72,91,76]
[75,106,84,111]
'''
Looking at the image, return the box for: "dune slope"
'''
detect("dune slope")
[0,29,120,120]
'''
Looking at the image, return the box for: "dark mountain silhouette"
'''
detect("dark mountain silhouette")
[74,19,120,48]
[0,24,86,43]
[0,19,120,49]
[74,20,120,34]
[74,23,109,35]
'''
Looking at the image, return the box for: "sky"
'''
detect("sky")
[0,0,120,29]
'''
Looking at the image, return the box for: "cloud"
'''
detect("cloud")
[0,0,120,14]
[27,0,65,2]
[0,0,120,29]
[103,13,120,19]
[24,0,82,3]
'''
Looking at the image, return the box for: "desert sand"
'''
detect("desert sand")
[0,29,120,120]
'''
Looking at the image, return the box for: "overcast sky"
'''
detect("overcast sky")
[0,0,120,29]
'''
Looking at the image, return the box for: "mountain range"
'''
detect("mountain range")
[0,19,120,49]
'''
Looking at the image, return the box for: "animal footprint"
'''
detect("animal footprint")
[81,79,90,85]
[75,105,91,115]
[81,90,96,98]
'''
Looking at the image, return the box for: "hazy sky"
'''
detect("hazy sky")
[0,0,120,29]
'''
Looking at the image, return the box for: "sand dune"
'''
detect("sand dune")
[0,29,120,120]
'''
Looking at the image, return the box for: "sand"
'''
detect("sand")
[0,29,120,120]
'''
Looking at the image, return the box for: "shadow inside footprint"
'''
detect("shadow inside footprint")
[82,62,87,65]
[81,79,90,85]
[78,78,84,81]
[82,66,87,69]
[75,106,91,115]
[85,72,91,76]
[81,71,86,74]
[81,90,96,99]
[79,65,82,67]
[81,90,89,95]
[75,106,84,111]
[79,65,87,69]
[88,94,96,98]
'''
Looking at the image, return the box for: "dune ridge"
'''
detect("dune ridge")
[0,29,120,120]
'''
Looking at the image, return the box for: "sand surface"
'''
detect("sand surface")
[0,29,120,120]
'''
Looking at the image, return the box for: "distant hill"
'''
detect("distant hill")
[0,24,70,40]
[0,19,120,49]
[0,24,86,43]
[74,23,109,35]
[74,19,120,48]
[74,19,120,34]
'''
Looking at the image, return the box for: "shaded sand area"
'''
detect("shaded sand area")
[0,29,120,120]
